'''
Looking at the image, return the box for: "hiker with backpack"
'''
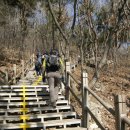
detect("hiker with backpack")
[42,52,49,82]
[35,52,42,76]
[42,49,64,108]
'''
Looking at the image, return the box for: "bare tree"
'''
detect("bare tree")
[77,0,129,88]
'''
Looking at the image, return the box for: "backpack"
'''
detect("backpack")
[48,54,59,66]
[46,52,60,72]
[35,60,41,70]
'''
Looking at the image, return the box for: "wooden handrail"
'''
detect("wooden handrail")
[68,86,82,106]
[67,71,115,116]
[67,71,81,86]
[122,116,130,126]
[84,87,115,116]
[7,54,34,84]
[86,107,106,130]
[114,95,130,130]
[65,61,129,130]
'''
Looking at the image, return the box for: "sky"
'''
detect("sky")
[32,0,108,27]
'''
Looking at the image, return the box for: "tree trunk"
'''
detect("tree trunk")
[71,0,77,31]
[52,21,55,49]
[89,44,110,88]
[89,30,111,88]
[47,0,69,50]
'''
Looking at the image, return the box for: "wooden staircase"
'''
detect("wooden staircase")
[0,70,84,130]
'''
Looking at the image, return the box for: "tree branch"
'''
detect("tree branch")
[71,0,77,31]
[47,0,69,45]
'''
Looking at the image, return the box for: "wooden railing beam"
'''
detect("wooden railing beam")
[7,54,34,84]
[68,86,82,106]
[65,61,71,103]
[122,116,130,126]
[86,107,106,130]
[64,61,130,130]
[5,69,8,84]
[67,71,81,87]
[114,95,129,130]
[82,71,89,128]
[21,60,24,78]
[13,64,16,84]
[84,87,115,116]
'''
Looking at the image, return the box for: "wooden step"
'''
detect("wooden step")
[0,93,62,98]
[0,105,72,114]
[0,99,68,108]
[0,91,62,96]
[0,88,47,92]
[0,95,65,102]
[0,85,49,89]
[0,77,81,130]
[0,92,47,97]
[0,119,81,129]
[55,128,87,130]
[0,112,77,123]
[19,79,35,82]
[0,92,50,97]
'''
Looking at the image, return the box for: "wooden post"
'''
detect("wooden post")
[65,61,71,79]
[114,95,127,130]
[32,53,35,67]
[21,60,24,78]
[121,95,127,130]
[82,70,89,128]
[13,64,16,84]
[65,61,71,103]
[29,54,32,68]
[5,69,8,84]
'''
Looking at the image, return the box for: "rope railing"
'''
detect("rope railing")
[65,61,130,130]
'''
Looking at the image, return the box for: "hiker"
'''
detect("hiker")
[42,52,49,82]
[42,49,64,108]
[35,52,42,76]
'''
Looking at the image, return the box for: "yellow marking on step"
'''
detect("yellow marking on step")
[20,108,29,112]
[20,84,30,130]
[19,74,42,129]
[21,93,26,97]
[20,102,27,107]
[32,76,42,86]
[21,88,28,91]
[20,115,30,120]
[22,85,26,88]
[20,124,30,130]
[21,97,28,100]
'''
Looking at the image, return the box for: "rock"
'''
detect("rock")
[94,82,105,91]
[94,82,102,91]
[89,123,98,129]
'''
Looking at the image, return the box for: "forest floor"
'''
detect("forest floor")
[71,55,130,130]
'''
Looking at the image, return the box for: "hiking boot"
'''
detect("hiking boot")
[46,100,51,105]
[47,101,56,108]
[51,102,56,108]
